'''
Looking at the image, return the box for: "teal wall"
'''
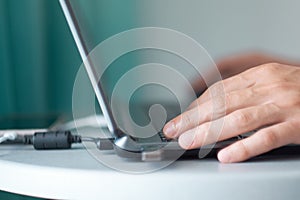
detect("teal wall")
[0,0,81,198]
[0,191,42,200]
[0,0,138,198]
[0,0,81,116]
[0,0,141,117]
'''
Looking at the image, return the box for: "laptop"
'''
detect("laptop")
[59,0,300,161]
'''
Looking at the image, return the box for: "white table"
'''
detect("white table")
[1,135,300,200]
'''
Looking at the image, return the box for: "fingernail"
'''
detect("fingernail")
[218,149,232,163]
[163,122,176,137]
[179,132,195,149]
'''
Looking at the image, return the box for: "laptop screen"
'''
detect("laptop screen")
[59,0,218,139]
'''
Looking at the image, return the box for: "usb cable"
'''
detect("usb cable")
[0,115,114,150]
[0,131,114,150]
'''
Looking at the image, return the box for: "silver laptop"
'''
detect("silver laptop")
[59,0,299,161]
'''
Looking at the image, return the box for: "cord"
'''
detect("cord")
[0,131,114,150]
[0,114,113,150]
[0,132,18,144]
[22,131,82,150]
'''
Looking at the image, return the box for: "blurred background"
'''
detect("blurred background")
[0,0,300,198]
[1,0,300,117]
[0,0,80,116]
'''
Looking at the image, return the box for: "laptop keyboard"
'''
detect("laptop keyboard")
[158,131,174,142]
[158,131,167,142]
[133,131,251,145]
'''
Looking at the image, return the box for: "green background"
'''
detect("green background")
[0,0,78,198]
[0,0,138,198]
[0,191,42,200]
[0,0,81,116]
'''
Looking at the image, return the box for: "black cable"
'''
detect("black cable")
[22,131,82,150]
[1,131,114,150]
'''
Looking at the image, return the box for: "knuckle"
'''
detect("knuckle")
[235,140,251,160]
[210,81,225,97]
[182,113,193,128]
[270,83,299,107]
[224,93,237,114]
[198,123,208,136]
[272,81,289,91]
[267,103,281,114]
[205,102,215,120]
[268,62,281,69]
[238,72,252,83]
[232,110,252,127]
[225,92,245,109]
[249,85,259,96]
[258,62,280,75]
[173,116,185,133]
[192,127,203,146]
[212,97,226,117]
[289,119,300,144]
[200,123,214,145]
[261,130,279,149]
[225,93,232,107]
[187,126,203,147]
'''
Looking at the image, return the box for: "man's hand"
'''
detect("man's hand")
[163,63,300,163]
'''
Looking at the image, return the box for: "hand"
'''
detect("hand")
[163,63,300,163]
[191,52,295,94]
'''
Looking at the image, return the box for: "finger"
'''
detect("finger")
[187,68,258,111]
[217,122,294,163]
[164,86,265,138]
[177,103,282,149]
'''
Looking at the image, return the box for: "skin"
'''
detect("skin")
[163,53,300,163]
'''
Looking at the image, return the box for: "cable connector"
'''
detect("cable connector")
[24,131,82,150]
[95,138,114,150]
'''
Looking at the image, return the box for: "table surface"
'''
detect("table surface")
[1,129,300,200]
